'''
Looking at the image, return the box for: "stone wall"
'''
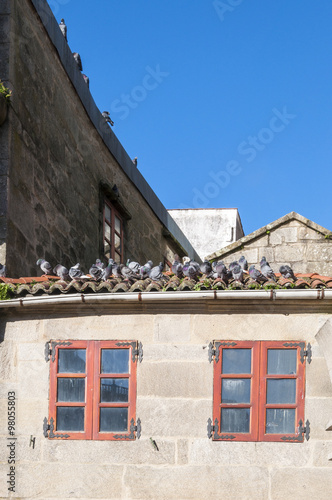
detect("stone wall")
[207,212,332,276]
[0,0,198,277]
[1,297,332,499]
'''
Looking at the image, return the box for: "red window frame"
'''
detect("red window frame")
[48,340,137,440]
[103,200,123,263]
[212,341,306,442]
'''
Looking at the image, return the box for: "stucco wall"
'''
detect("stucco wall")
[0,0,197,277]
[1,297,332,499]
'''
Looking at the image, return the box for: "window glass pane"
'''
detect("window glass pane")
[114,233,121,253]
[57,378,85,402]
[221,379,251,404]
[105,204,111,223]
[267,349,297,374]
[101,349,129,374]
[105,222,111,242]
[104,241,111,259]
[58,349,86,373]
[220,408,250,433]
[266,379,296,404]
[56,407,84,431]
[222,349,251,374]
[265,409,295,434]
[100,379,129,402]
[115,215,121,234]
[115,252,121,264]
[100,407,128,432]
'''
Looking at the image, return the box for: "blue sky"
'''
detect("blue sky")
[49,0,332,235]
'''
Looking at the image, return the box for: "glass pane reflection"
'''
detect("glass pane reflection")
[101,349,129,374]
[105,223,111,242]
[57,378,85,402]
[100,379,129,402]
[114,233,121,253]
[222,379,251,404]
[221,408,250,433]
[57,407,84,431]
[115,215,121,233]
[105,204,111,222]
[222,349,251,374]
[266,409,295,434]
[58,349,86,373]
[266,379,296,404]
[267,349,296,374]
[100,407,128,432]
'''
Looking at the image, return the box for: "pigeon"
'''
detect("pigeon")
[111,263,123,278]
[183,260,200,280]
[132,157,138,167]
[239,256,248,271]
[73,52,82,71]
[69,263,84,280]
[171,255,183,278]
[101,259,114,281]
[200,260,213,276]
[229,261,239,271]
[102,111,114,127]
[126,259,140,273]
[0,263,6,277]
[36,259,53,275]
[149,262,164,281]
[231,264,243,282]
[212,261,228,281]
[53,264,69,281]
[95,259,105,269]
[121,265,139,280]
[260,257,276,281]
[249,265,268,283]
[82,74,89,87]
[279,265,296,281]
[140,260,153,279]
[89,264,103,280]
[59,19,67,41]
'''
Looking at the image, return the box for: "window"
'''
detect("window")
[209,341,308,442]
[45,340,141,440]
[103,200,123,264]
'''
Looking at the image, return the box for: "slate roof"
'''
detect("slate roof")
[1,272,332,298]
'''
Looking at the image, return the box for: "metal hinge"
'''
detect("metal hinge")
[113,418,141,440]
[44,341,73,362]
[207,418,236,440]
[115,341,143,363]
[283,342,312,364]
[280,419,310,442]
[43,417,69,439]
[208,341,237,363]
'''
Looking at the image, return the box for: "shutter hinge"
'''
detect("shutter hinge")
[283,342,312,364]
[208,341,237,363]
[113,418,141,440]
[44,341,73,362]
[115,341,143,363]
[207,418,236,440]
[299,419,310,441]
[43,417,69,439]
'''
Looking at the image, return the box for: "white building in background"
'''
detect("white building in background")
[168,208,244,260]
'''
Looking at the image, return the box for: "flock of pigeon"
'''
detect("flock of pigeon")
[21,255,298,285]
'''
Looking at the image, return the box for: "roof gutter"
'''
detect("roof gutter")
[0,289,331,309]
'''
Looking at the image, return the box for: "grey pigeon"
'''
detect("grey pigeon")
[95,259,105,269]
[239,256,248,271]
[101,259,114,281]
[212,261,228,281]
[59,19,67,41]
[249,265,268,284]
[89,264,103,280]
[279,265,296,281]
[0,263,6,277]
[200,260,213,276]
[36,259,53,275]
[140,260,153,279]
[82,74,89,87]
[126,259,140,273]
[53,264,69,281]
[229,261,238,271]
[171,255,183,278]
[102,111,114,127]
[183,260,200,280]
[149,262,164,281]
[111,263,123,278]
[231,264,243,282]
[73,52,82,71]
[260,258,276,281]
[69,263,84,280]
[132,157,138,167]
[121,265,139,280]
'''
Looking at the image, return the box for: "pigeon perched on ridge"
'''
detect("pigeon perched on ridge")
[73,52,82,71]
[132,157,138,167]
[69,263,84,280]
[149,262,164,281]
[200,260,213,276]
[140,260,153,279]
[53,264,69,281]
[239,256,248,271]
[36,259,53,275]
[260,257,276,281]
[102,111,114,127]
[249,265,268,284]
[59,19,67,41]
[231,264,243,282]
[279,265,296,281]
[0,263,6,277]
[171,255,183,278]
[82,74,89,87]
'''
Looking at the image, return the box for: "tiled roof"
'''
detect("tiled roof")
[1,272,332,297]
